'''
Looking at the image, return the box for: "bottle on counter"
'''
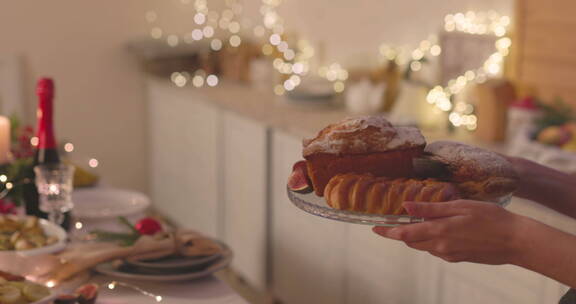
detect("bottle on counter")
[23,78,71,230]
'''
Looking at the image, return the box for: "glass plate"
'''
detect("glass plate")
[287,187,512,227]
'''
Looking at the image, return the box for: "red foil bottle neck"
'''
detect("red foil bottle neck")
[36,78,57,149]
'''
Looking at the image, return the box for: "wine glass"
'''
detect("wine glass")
[34,164,75,225]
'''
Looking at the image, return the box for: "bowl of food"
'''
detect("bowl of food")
[287,116,518,226]
[0,215,67,257]
[0,271,53,304]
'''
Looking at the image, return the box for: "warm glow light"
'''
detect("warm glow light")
[430,45,442,56]
[410,61,422,71]
[206,75,219,87]
[274,85,285,95]
[192,29,204,41]
[173,73,187,87]
[167,35,179,47]
[283,49,295,60]
[229,35,241,47]
[156,296,163,302]
[192,75,204,87]
[0,175,6,183]
[89,158,99,168]
[283,79,295,91]
[75,222,83,229]
[228,21,240,33]
[64,143,74,152]
[269,34,281,45]
[262,44,273,55]
[203,26,214,38]
[150,27,162,39]
[412,49,424,60]
[30,137,39,147]
[194,13,206,25]
[108,283,116,290]
[46,281,56,288]
[210,39,223,51]
[275,42,287,54]
[219,18,230,30]
[5,182,13,190]
[333,81,345,93]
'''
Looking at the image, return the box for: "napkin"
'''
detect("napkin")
[24,230,222,285]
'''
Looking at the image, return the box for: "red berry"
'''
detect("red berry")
[135,217,162,235]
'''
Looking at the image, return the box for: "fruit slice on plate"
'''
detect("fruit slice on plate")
[0,285,22,304]
[287,160,313,194]
[22,283,51,302]
[76,283,99,304]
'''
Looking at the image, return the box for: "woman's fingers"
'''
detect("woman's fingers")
[403,201,470,218]
[372,220,448,242]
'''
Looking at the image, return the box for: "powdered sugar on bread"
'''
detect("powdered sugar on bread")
[425,141,517,181]
[302,116,426,156]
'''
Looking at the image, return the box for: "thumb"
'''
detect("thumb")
[404,201,467,218]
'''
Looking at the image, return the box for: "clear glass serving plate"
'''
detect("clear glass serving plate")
[287,187,512,227]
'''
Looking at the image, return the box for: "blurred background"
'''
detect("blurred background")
[2,0,576,303]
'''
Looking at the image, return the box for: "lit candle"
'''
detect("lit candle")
[0,116,10,164]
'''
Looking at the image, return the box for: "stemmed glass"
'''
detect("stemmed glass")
[34,164,75,225]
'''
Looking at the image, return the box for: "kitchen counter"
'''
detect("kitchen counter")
[147,77,506,151]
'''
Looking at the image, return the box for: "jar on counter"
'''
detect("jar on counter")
[507,97,542,142]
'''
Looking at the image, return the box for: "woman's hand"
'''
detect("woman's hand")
[373,200,531,265]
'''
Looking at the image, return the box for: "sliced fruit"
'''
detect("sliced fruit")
[22,283,50,301]
[0,285,22,304]
[0,271,24,282]
[75,283,99,304]
[287,160,313,194]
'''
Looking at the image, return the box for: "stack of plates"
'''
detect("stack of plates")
[94,242,232,282]
[71,187,150,233]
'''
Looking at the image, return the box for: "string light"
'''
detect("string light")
[64,143,74,152]
[106,281,163,302]
[145,0,244,89]
[210,39,223,51]
[88,158,99,168]
[147,3,510,130]
[206,75,219,87]
[427,11,512,129]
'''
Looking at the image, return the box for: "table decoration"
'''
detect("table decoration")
[21,216,224,286]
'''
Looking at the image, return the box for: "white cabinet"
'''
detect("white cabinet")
[149,83,270,291]
[148,85,220,238]
[221,111,269,291]
[271,130,348,304]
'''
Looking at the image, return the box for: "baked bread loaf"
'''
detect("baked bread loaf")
[424,141,518,200]
[303,116,426,196]
[324,173,460,215]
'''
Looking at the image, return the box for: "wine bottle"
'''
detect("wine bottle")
[23,78,71,230]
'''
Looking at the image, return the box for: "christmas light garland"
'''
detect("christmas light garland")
[146,1,511,130]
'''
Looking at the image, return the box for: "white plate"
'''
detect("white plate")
[72,187,150,219]
[94,243,232,282]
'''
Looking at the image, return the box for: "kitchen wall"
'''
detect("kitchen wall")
[0,0,157,192]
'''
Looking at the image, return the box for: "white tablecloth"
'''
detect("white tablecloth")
[92,275,248,304]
